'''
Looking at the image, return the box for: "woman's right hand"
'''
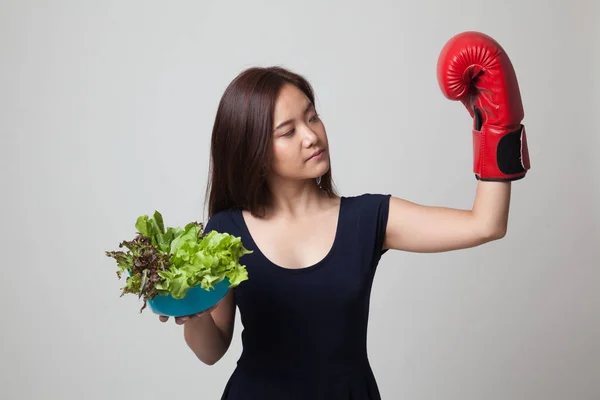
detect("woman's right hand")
[158,303,219,325]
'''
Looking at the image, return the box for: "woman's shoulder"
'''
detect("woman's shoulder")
[204,208,253,236]
[342,192,392,210]
[342,192,392,229]
[203,207,244,235]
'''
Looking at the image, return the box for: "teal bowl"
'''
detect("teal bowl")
[147,278,231,317]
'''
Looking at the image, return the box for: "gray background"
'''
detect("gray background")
[2,1,599,399]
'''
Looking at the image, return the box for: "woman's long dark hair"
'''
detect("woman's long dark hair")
[204,66,338,219]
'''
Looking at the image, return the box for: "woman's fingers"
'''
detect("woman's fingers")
[158,302,219,324]
[193,304,218,318]
[201,305,216,316]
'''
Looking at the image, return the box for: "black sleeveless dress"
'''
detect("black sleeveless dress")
[203,193,391,400]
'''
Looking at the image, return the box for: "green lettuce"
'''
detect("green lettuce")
[106,211,252,310]
[156,222,251,299]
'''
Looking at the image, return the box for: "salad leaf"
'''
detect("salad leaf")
[156,227,252,299]
[105,233,171,302]
[135,211,183,254]
[106,211,252,311]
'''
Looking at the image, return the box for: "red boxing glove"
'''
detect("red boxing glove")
[437,31,531,181]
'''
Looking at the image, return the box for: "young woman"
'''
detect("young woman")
[159,32,530,400]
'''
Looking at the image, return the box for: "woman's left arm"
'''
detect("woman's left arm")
[383,181,511,253]
[385,31,534,253]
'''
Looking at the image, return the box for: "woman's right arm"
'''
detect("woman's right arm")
[184,289,236,365]
[161,289,236,365]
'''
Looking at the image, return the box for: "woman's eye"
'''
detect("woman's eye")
[283,128,295,137]
[310,114,320,122]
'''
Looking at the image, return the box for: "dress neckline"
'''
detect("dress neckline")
[237,196,345,273]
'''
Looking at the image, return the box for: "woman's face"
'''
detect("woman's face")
[269,83,330,183]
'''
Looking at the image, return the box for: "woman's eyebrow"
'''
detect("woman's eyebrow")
[274,102,314,130]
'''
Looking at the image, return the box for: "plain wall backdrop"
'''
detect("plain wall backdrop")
[2,1,598,399]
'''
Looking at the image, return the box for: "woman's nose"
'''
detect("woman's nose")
[301,125,318,145]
